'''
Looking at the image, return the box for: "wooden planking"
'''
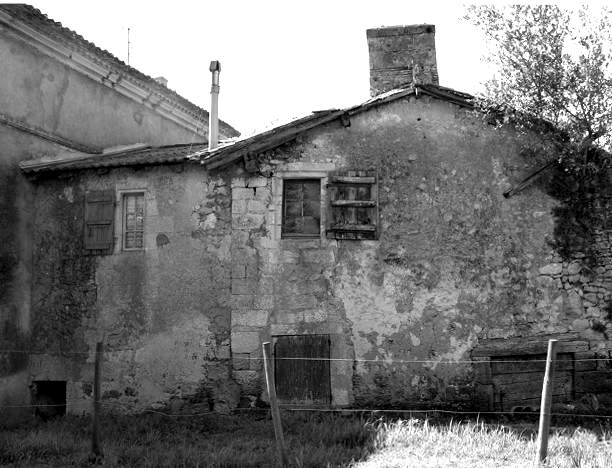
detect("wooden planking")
[329,224,376,232]
[274,335,331,405]
[472,337,588,357]
[330,176,376,184]
[488,351,576,411]
[490,353,574,375]
[331,200,376,207]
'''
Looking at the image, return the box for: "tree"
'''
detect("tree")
[466,6,612,268]
[466,5,612,161]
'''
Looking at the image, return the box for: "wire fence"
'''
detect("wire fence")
[1,348,611,364]
[3,344,612,417]
[4,339,610,466]
[3,400,612,421]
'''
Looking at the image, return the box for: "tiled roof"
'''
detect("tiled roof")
[20,143,208,173]
[0,4,239,137]
[188,83,474,170]
[20,84,475,174]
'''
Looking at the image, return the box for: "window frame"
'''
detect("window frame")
[271,164,334,242]
[281,178,322,239]
[121,191,146,251]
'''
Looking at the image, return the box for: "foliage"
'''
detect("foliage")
[466,5,612,159]
[467,5,612,276]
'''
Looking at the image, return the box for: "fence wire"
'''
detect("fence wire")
[3,400,612,420]
[1,348,611,364]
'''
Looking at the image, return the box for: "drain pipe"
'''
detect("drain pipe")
[208,60,221,151]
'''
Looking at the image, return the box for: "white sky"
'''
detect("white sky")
[26,1,606,135]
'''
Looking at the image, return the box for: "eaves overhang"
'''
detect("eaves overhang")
[189,84,475,170]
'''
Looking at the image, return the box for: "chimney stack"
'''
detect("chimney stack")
[366,25,438,96]
[208,60,221,151]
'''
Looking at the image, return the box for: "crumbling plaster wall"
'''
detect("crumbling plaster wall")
[30,163,237,413]
[229,95,611,408]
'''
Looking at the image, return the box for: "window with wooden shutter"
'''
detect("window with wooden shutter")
[327,170,378,240]
[84,190,115,252]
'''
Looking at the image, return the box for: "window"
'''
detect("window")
[123,192,145,249]
[282,179,321,237]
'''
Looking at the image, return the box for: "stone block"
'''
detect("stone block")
[231,230,250,246]
[232,214,264,230]
[567,261,582,275]
[247,199,267,213]
[230,294,254,309]
[231,331,261,353]
[232,278,257,295]
[232,370,262,395]
[231,177,246,188]
[231,262,247,279]
[302,309,327,322]
[255,187,272,202]
[571,318,591,332]
[233,187,254,200]
[279,250,300,264]
[231,199,248,214]
[254,295,275,309]
[232,353,251,370]
[246,177,268,188]
[539,263,562,276]
[232,309,269,327]
[277,294,317,310]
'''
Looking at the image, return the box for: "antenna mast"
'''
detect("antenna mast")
[127,27,131,65]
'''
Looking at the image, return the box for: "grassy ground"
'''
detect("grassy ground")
[1,411,611,467]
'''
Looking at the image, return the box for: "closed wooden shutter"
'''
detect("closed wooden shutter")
[84,190,115,252]
[274,335,331,405]
[326,170,378,240]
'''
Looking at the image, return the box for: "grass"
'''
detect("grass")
[0,411,611,467]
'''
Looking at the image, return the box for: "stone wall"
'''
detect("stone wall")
[28,163,239,414]
[228,94,612,410]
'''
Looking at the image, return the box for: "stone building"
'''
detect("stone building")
[8,20,612,418]
[0,5,237,423]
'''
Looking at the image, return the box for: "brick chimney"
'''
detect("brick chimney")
[366,25,438,96]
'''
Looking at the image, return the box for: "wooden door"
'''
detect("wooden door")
[274,334,331,405]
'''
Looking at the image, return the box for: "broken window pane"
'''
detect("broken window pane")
[282,179,320,237]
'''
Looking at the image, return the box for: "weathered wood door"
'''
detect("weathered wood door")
[274,334,331,405]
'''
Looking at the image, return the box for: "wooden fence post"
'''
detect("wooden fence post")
[91,341,103,458]
[535,339,558,464]
[262,341,288,467]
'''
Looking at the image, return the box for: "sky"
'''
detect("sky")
[25,1,602,135]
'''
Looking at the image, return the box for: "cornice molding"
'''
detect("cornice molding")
[0,10,210,137]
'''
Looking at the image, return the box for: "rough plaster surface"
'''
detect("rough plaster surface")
[227,95,612,410]
[0,26,222,423]
[18,94,612,416]
[28,165,237,413]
